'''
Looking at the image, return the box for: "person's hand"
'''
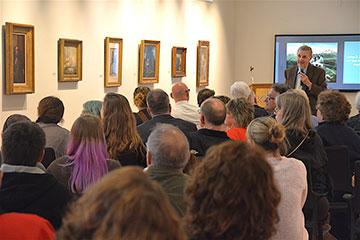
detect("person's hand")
[299,73,312,89]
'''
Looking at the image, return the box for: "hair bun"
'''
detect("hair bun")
[269,123,285,144]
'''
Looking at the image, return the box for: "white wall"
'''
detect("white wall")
[0,0,236,130]
[235,0,360,115]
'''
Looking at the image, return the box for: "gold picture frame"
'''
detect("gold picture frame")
[172,47,187,77]
[58,38,82,82]
[5,22,35,94]
[139,40,160,84]
[104,37,123,87]
[196,40,210,87]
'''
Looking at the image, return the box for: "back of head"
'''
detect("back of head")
[247,117,286,153]
[230,81,251,99]
[2,114,31,133]
[185,141,280,240]
[317,90,351,123]
[226,97,254,128]
[147,124,190,169]
[200,98,226,126]
[2,121,45,167]
[59,167,186,240]
[214,95,230,105]
[146,89,170,115]
[133,86,150,109]
[82,100,102,117]
[37,96,65,124]
[272,83,290,95]
[197,88,215,107]
[171,82,189,102]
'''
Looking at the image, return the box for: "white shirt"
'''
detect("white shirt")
[171,100,200,126]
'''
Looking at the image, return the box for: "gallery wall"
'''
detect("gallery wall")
[0,0,236,131]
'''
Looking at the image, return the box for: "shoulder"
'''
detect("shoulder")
[106,159,122,169]
[47,156,68,171]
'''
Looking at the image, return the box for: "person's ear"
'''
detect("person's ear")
[146,151,152,166]
[170,93,174,99]
[200,114,205,127]
[168,104,172,114]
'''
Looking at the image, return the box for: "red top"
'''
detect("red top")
[226,128,247,142]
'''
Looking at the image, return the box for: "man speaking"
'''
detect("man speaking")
[285,45,327,114]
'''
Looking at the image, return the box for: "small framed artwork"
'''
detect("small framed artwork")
[104,37,123,87]
[139,40,160,84]
[196,40,210,87]
[58,38,82,82]
[172,47,187,77]
[5,22,35,94]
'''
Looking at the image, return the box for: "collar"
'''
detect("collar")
[197,128,229,138]
[0,163,46,174]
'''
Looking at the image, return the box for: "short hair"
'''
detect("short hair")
[185,141,280,239]
[200,98,226,126]
[2,122,45,167]
[226,97,254,128]
[147,124,190,169]
[230,81,251,99]
[272,83,290,95]
[82,100,102,117]
[213,95,230,105]
[133,86,150,109]
[297,45,313,55]
[355,91,360,112]
[197,88,215,107]
[2,114,31,133]
[146,89,170,115]
[59,167,186,240]
[37,96,65,124]
[317,90,351,123]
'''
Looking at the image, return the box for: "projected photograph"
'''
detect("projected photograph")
[286,42,338,83]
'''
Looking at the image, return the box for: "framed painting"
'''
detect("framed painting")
[139,40,160,84]
[104,37,123,87]
[58,39,82,82]
[172,47,187,77]
[196,40,210,87]
[5,22,35,94]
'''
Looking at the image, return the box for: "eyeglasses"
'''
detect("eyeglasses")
[185,89,190,93]
[266,94,276,100]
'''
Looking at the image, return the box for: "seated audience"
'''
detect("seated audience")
[133,86,151,125]
[347,91,360,135]
[264,83,290,116]
[36,96,69,159]
[316,90,360,171]
[225,97,254,141]
[197,88,215,107]
[0,122,70,229]
[103,93,146,167]
[81,100,102,117]
[47,115,120,195]
[59,167,186,240]
[214,95,230,104]
[247,117,308,239]
[185,141,281,240]
[137,89,196,143]
[187,98,230,157]
[171,82,200,126]
[292,89,319,128]
[145,124,189,217]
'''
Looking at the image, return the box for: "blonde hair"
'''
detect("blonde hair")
[226,97,254,128]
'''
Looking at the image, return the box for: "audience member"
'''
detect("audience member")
[187,98,230,157]
[197,88,215,107]
[145,124,189,217]
[47,115,120,195]
[137,89,196,143]
[213,95,230,104]
[250,90,269,118]
[225,97,254,141]
[264,83,290,116]
[347,91,360,135]
[59,167,186,240]
[0,122,70,229]
[170,82,200,126]
[36,96,70,159]
[316,90,360,171]
[185,141,280,240]
[103,93,147,167]
[133,86,151,125]
[247,117,308,239]
[82,100,102,117]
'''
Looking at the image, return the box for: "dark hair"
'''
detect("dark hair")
[59,167,186,240]
[185,141,280,240]
[214,95,230,105]
[272,83,289,95]
[197,88,215,107]
[133,86,151,109]
[317,90,351,123]
[146,89,170,115]
[37,96,65,124]
[2,114,31,133]
[2,122,45,167]
[200,98,226,126]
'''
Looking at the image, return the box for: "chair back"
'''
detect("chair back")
[42,147,56,168]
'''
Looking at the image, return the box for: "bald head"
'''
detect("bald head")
[200,98,226,126]
[171,82,189,102]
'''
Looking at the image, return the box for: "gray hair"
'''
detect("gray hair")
[356,91,360,112]
[230,81,251,99]
[146,124,190,169]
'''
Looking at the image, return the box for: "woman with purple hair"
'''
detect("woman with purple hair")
[47,114,120,195]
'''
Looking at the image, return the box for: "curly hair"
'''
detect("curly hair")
[133,86,150,109]
[37,96,65,124]
[185,141,281,240]
[59,167,186,240]
[317,90,351,123]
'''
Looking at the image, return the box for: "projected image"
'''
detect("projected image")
[344,41,360,84]
[286,42,338,83]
